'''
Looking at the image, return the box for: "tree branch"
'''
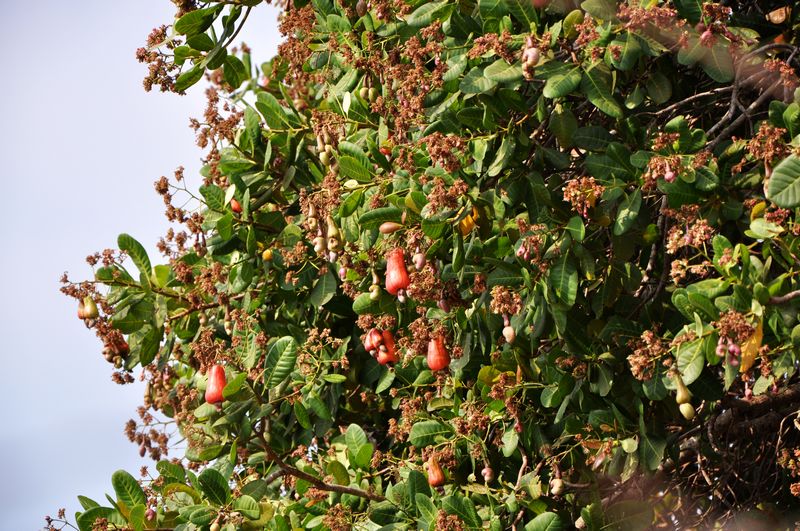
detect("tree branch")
[714,382,800,438]
[769,289,800,305]
[254,429,386,502]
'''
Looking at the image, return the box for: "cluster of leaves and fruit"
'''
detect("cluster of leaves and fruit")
[54,0,800,529]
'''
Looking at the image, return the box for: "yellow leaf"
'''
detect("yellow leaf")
[739,319,762,373]
[458,214,476,235]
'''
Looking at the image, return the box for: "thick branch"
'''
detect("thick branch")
[714,382,800,437]
[255,430,386,502]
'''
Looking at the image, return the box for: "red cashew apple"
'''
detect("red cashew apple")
[427,456,445,487]
[427,335,450,371]
[385,248,410,296]
[230,198,242,213]
[205,364,226,404]
[364,328,383,353]
[377,330,399,365]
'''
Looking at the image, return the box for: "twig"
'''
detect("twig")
[254,429,386,501]
[708,87,777,149]
[510,452,530,531]
[514,452,529,491]
[631,196,669,312]
[643,86,732,118]
[769,289,800,305]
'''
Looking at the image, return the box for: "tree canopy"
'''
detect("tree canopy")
[53,0,800,529]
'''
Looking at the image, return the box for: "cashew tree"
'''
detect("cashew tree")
[53,0,800,529]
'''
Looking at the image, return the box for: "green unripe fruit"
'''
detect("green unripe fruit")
[82,296,99,319]
[675,375,691,405]
[369,284,381,300]
[679,402,696,420]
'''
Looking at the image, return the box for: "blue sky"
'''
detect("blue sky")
[0,2,279,528]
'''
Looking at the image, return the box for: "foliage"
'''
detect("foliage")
[54,0,800,529]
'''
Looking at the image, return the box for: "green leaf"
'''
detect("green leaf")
[645,71,672,105]
[338,155,372,182]
[442,494,481,528]
[502,429,519,457]
[487,136,515,177]
[613,189,641,236]
[407,470,431,507]
[264,337,298,388]
[639,434,666,471]
[234,495,261,519]
[609,32,641,71]
[183,505,216,526]
[525,512,566,531]
[549,105,577,148]
[175,65,205,92]
[174,6,222,36]
[676,338,704,385]
[549,253,578,306]
[345,424,368,458]
[156,461,185,483]
[479,0,508,20]
[504,0,537,27]
[416,493,437,524]
[375,367,395,393]
[198,468,231,505]
[111,470,146,509]
[352,442,374,469]
[767,154,800,208]
[460,67,497,94]
[700,41,734,83]
[573,126,614,150]
[581,64,623,118]
[783,103,800,138]
[405,1,447,27]
[358,206,403,230]
[129,504,145,531]
[294,400,312,429]
[748,218,784,239]
[255,92,288,129]
[580,0,616,20]
[673,0,702,22]
[77,496,100,511]
[566,216,585,242]
[340,189,364,217]
[542,66,582,99]
[409,420,452,447]
[200,184,226,211]
[327,460,350,485]
[187,33,214,51]
[223,372,247,398]
[77,507,120,531]
[309,270,337,308]
[484,59,523,83]
[118,234,152,286]
[223,55,247,89]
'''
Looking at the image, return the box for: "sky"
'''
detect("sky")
[0,2,280,528]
